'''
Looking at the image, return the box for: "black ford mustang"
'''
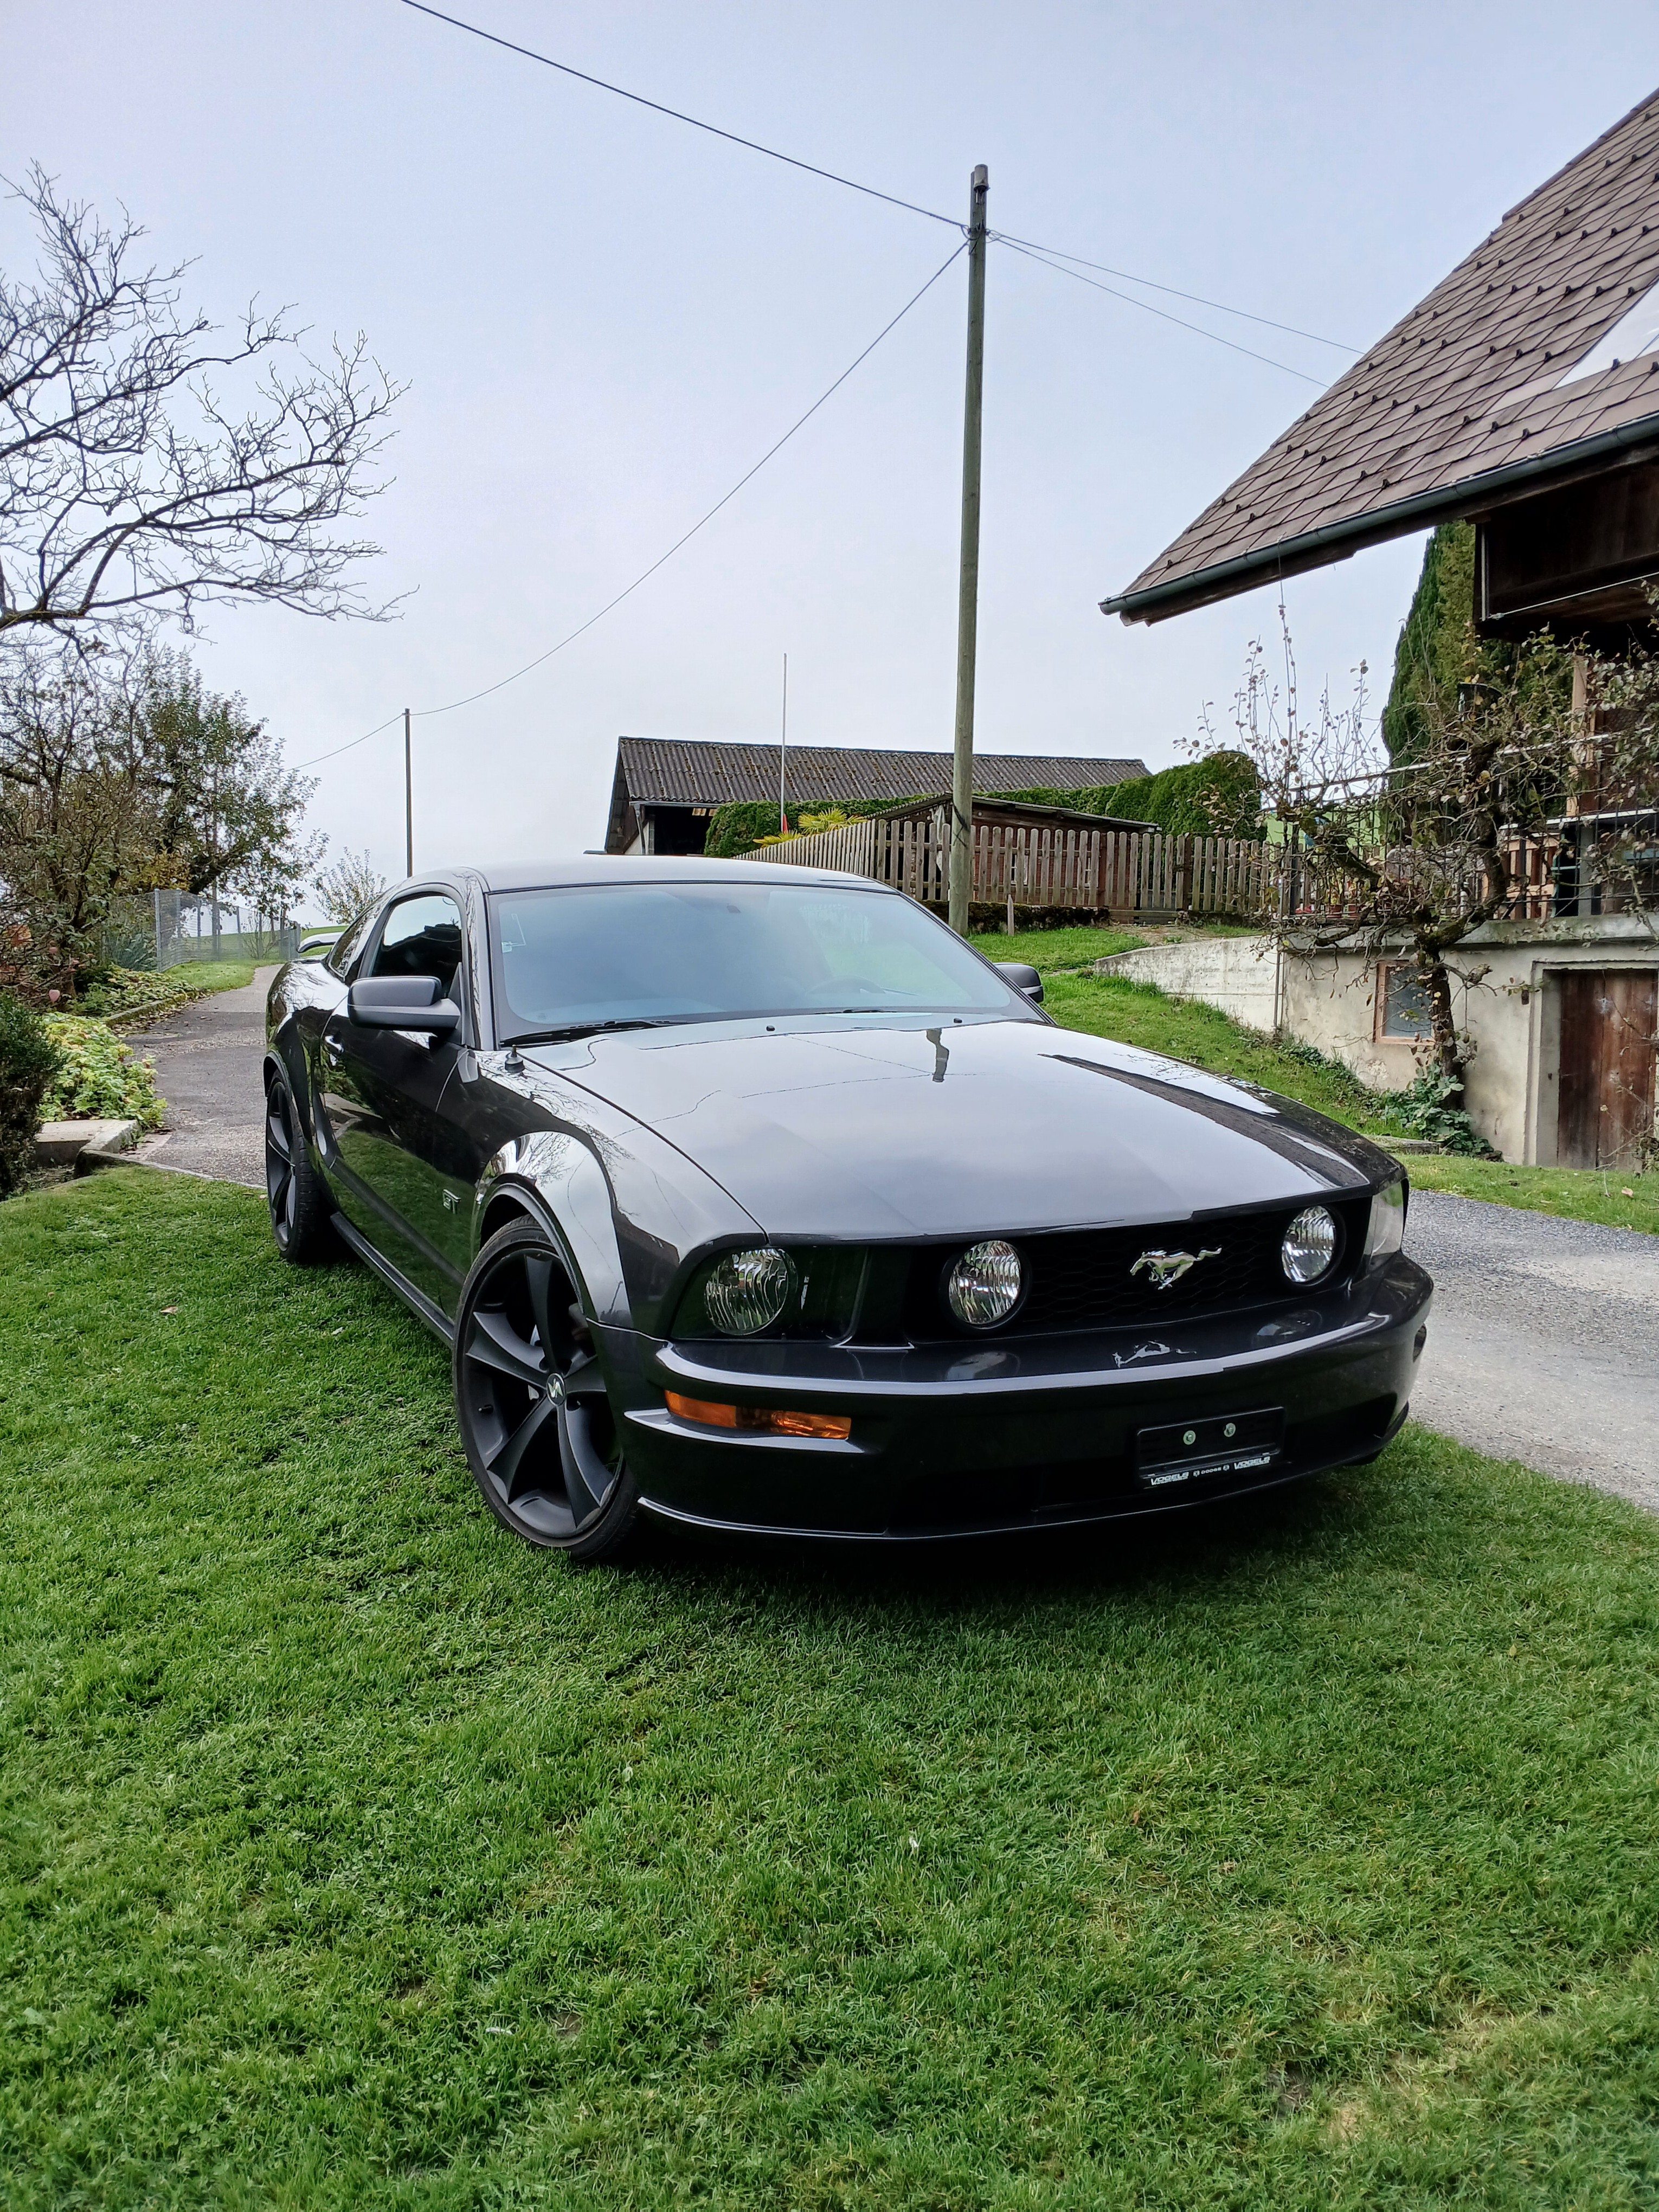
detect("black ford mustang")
[263,859,1431,1561]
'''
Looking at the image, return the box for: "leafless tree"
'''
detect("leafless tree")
[314,846,388,923]
[1,165,402,651]
[1223,607,1588,1108]
[1572,621,1659,927]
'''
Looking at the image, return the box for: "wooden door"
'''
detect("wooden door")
[1557,969,1659,1169]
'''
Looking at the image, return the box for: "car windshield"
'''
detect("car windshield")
[488,880,1024,1039]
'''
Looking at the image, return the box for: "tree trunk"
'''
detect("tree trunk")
[1421,953,1462,1095]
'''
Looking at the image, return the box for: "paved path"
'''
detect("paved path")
[1405,1189,1659,1514]
[126,968,280,1189]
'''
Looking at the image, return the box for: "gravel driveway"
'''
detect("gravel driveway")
[127,967,279,1189]
[1405,1188,1659,1514]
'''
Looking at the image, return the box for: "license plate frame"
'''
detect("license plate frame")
[1134,1406,1284,1489]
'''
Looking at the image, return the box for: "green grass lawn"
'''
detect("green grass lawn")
[4,1172,1659,2207]
[1046,973,1659,1239]
[968,920,1258,975]
[969,923,1148,971]
[171,958,258,995]
[1404,1156,1659,1239]
[73,963,258,1023]
[1045,972,1383,1128]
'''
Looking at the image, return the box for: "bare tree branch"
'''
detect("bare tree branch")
[0,165,403,648]
[1222,608,1591,1105]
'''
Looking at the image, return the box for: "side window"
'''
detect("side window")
[327,906,378,981]
[372,893,466,997]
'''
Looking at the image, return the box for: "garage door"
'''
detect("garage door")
[1557,969,1658,1170]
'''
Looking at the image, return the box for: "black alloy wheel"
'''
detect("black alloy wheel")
[453,1216,640,1561]
[265,1071,337,1263]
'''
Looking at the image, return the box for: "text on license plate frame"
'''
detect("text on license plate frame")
[1134,1406,1284,1489]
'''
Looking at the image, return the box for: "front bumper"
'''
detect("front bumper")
[598,1253,1433,1540]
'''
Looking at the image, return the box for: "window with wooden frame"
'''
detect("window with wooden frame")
[1376,961,1432,1040]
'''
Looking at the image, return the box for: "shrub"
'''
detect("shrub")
[1377,1066,1495,1155]
[40,1015,165,1130]
[703,798,890,859]
[74,966,190,1019]
[1005,753,1262,839]
[0,993,61,1194]
[97,925,158,973]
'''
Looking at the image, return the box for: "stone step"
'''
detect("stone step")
[34,1117,142,1167]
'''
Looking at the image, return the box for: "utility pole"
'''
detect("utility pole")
[779,653,789,836]
[948,163,989,936]
[209,763,222,962]
[403,707,414,877]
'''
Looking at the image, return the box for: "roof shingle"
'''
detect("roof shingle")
[1105,88,1659,622]
[614,737,1149,808]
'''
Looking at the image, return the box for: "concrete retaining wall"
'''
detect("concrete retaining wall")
[1093,918,1659,1164]
[1094,935,1281,1032]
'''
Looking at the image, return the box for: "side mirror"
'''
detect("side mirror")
[993,961,1044,1005]
[348,975,461,1037]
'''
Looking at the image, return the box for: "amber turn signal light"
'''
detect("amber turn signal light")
[665,1391,851,1441]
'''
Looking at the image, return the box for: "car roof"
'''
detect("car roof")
[438,857,889,895]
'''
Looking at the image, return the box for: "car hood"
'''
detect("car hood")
[535,1015,1394,1240]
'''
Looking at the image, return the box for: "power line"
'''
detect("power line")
[292,241,966,769]
[400,5,1359,358]
[398,0,960,229]
[291,711,403,773]
[991,233,1357,352]
[398,6,1364,377]
[413,240,965,721]
[301,8,1352,783]
[997,237,1328,385]
[400,5,1365,365]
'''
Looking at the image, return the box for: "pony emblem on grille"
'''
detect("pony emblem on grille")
[1130,1246,1221,1290]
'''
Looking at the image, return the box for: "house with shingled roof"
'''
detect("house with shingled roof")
[1098,88,1659,1169]
[1105,86,1659,637]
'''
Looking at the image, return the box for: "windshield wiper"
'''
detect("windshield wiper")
[501,1018,673,1047]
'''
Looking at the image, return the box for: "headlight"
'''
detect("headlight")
[946,1238,1024,1328]
[1364,1180,1406,1261]
[703,1246,798,1335]
[1281,1205,1338,1284]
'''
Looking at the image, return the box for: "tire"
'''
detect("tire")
[265,1068,340,1264]
[452,1215,641,1562]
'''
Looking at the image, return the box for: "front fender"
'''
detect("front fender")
[475,1108,763,1333]
[477,1135,635,1329]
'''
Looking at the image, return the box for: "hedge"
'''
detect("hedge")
[0,994,60,1195]
[1004,751,1261,839]
[706,756,1262,860]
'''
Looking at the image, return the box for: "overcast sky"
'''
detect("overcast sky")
[5,2,1657,890]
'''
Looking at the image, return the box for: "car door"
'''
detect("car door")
[320,889,468,1306]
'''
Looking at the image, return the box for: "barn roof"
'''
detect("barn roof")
[612,736,1148,812]
[1105,87,1659,625]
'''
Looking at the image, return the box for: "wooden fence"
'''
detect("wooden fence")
[741,807,1271,921]
[743,806,1653,927]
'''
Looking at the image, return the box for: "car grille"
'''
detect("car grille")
[900,1199,1370,1341]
